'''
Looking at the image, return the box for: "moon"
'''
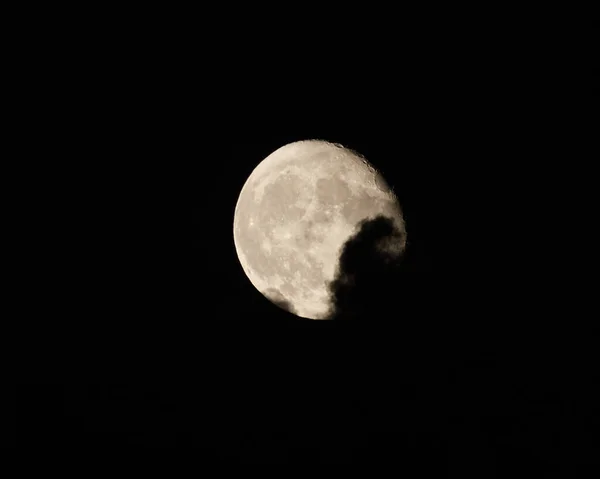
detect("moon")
[233,140,406,320]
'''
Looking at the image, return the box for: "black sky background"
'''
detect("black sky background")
[15,10,596,471]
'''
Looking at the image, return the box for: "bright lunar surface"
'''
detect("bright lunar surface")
[233,140,406,319]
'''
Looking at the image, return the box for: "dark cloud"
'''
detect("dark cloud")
[325,215,410,321]
[264,288,297,315]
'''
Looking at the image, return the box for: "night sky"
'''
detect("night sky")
[15,13,595,471]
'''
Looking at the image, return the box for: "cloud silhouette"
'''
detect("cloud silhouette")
[264,288,297,315]
[325,215,409,321]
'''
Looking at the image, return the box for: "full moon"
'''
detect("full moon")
[233,140,406,319]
